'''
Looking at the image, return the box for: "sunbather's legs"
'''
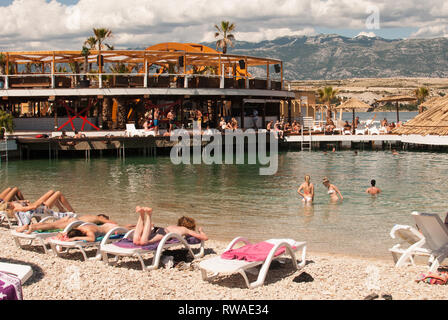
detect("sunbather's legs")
[20,217,73,234]
[3,187,25,202]
[31,190,56,207]
[43,191,75,212]
[0,187,13,200]
[133,207,154,245]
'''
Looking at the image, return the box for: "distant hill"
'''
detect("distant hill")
[202,34,448,80]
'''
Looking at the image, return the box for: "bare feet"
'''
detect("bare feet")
[16,225,29,233]
[135,206,145,214]
[25,224,35,234]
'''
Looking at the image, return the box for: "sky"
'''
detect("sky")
[0,0,447,51]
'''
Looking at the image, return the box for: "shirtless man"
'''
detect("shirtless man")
[167,109,175,133]
[132,206,208,245]
[59,217,125,242]
[366,179,381,195]
[297,175,314,204]
[153,108,160,136]
[16,213,118,234]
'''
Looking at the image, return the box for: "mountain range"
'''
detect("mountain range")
[203,34,448,80]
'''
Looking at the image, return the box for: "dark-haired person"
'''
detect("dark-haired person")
[132,206,208,246]
[57,217,124,242]
[15,213,117,234]
[366,180,381,195]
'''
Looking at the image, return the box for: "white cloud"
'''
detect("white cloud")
[0,0,447,51]
[355,31,377,38]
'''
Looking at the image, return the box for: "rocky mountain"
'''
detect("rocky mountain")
[203,34,448,80]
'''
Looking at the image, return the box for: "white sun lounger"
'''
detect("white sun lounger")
[389,224,431,267]
[199,237,307,289]
[0,262,33,284]
[48,222,128,261]
[10,216,68,254]
[125,124,155,137]
[0,211,17,228]
[100,229,205,270]
[412,212,448,272]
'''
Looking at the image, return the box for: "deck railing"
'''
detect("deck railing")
[0,73,283,91]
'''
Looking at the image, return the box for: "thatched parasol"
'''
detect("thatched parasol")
[418,96,444,113]
[335,98,372,133]
[375,95,417,123]
[393,95,448,135]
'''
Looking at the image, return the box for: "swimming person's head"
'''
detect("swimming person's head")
[322,177,330,186]
[371,179,376,187]
[305,175,311,184]
[177,216,196,230]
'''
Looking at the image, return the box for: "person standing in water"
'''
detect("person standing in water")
[322,177,343,202]
[297,175,314,204]
[366,179,381,195]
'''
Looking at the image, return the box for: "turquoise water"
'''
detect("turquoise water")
[1,151,447,259]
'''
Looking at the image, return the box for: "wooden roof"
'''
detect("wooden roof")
[334,98,371,110]
[394,96,448,135]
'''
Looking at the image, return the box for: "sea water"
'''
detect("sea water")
[1,149,446,259]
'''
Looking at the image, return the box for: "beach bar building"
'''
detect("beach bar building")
[0,43,294,132]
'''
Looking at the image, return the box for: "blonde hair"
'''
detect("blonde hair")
[304,175,311,183]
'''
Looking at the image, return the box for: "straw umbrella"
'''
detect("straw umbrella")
[394,95,448,135]
[375,95,417,123]
[334,98,372,133]
[418,96,443,113]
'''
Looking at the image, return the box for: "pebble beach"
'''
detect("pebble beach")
[1,228,447,300]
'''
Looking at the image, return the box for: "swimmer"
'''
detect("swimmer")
[297,175,314,204]
[392,149,399,155]
[366,179,381,195]
[322,177,343,202]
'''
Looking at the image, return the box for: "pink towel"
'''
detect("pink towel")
[221,241,292,262]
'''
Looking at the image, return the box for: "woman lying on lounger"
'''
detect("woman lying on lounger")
[4,190,75,215]
[132,206,208,245]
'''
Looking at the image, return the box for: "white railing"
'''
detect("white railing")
[0,73,283,90]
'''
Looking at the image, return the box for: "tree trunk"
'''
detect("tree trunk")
[102,97,112,129]
[117,98,127,129]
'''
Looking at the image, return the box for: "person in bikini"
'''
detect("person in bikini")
[132,206,208,246]
[5,190,74,215]
[297,175,314,204]
[322,177,343,202]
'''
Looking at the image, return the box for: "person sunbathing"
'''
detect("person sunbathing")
[16,213,119,234]
[5,190,74,215]
[57,218,124,242]
[0,187,25,203]
[132,206,208,246]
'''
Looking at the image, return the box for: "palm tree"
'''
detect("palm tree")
[0,53,6,75]
[415,87,429,104]
[317,86,339,119]
[92,28,112,73]
[81,46,91,74]
[214,21,236,54]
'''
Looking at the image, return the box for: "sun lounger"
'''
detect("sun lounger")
[0,262,33,285]
[48,222,128,261]
[125,124,155,137]
[368,127,380,135]
[0,210,17,228]
[100,230,205,270]
[412,212,448,272]
[15,210,77,226]
[10,216,67,254]
[199,237,306,289]
[389,224,431,267]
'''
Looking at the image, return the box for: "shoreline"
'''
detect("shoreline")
[1,228,445,300]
